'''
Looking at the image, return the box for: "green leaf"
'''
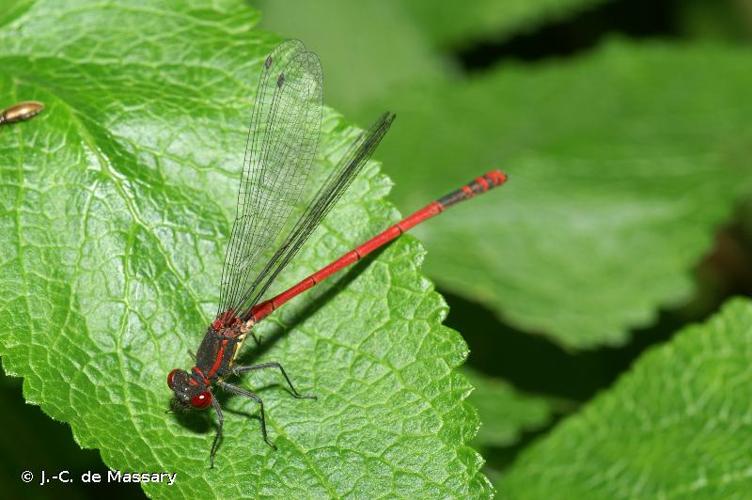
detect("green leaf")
[463,368,553,448]
[0,1,488,497]
[677,0,752,41]
[257,0,612,59]
[254,0,613,120]
[365,41,752,349]
[499,297,752,498]
[254,0,444,119]
[402,0,611,48]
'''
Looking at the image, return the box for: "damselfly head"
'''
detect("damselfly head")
[167,368,212,410]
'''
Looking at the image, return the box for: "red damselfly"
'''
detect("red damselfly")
[166,40,508,467]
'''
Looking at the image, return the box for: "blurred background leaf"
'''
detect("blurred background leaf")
[400,0,612,49]
[500,298,752,498]
[361,41,752,348]
[255,0,445,115]
[463,367,554,448]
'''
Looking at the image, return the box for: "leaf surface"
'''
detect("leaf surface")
[500,297,752,498]
[0,0,488,497]
[367,41,752,348]
[464,368,553,448]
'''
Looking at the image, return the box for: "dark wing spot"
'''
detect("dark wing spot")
[277,72,285,88]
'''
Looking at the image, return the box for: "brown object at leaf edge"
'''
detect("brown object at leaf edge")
[0,101,44,125]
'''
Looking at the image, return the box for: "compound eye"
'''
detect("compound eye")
[167,369,182,389]
[190,391,212,409]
